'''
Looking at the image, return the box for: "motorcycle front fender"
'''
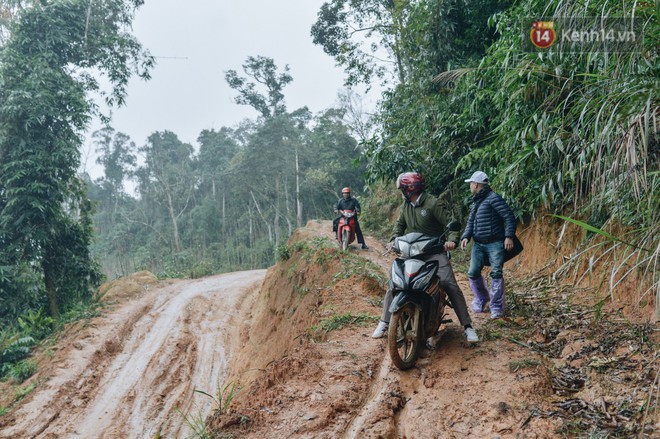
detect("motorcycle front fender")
[389,290,426,314]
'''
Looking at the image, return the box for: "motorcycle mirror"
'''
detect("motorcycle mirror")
[447,220,461,232]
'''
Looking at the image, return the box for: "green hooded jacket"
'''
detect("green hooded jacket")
[392,192,459,244]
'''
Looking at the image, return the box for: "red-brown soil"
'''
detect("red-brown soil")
[210,220,658,438]
[0,220,657,438]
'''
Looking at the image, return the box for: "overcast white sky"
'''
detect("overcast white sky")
[82,0,378,176]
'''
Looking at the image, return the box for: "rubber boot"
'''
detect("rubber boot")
[468,276,490,313]
[489,277,505,318]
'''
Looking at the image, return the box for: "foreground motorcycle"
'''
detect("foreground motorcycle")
[336,209,357,251]
[387,222,460,370]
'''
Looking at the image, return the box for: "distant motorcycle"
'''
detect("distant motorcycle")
[336,209,357,251]
[387,222,461,370]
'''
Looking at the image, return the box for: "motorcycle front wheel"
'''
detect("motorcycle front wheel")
[341,229,349,251]
[388,303,422,370]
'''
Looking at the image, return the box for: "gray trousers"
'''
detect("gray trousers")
[380,253,472,327]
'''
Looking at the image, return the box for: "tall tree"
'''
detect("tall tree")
[307,107,363,198]
[196,128,238,202]
[0,0,34,46]
[224,55,293,119]
[311,0,510,88]
[311,0,409,86]
[135,131,195,254]
[0,0,152,319]
[225,56,303,248]
[93,127,136,198]
[194,127,239,245]
[336,88,375,143]
[357,0,512,192]
[88,127,138,275]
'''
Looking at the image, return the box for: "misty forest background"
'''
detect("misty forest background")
[0,0,657,377]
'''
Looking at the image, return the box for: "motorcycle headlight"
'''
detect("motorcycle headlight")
[391,264,404,289]
[409,241,428,257]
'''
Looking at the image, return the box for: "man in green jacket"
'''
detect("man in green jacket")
[371,172,479,344]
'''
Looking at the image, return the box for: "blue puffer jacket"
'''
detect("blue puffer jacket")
[461,187,516,243]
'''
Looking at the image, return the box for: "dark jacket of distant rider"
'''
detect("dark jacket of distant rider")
[334,196,361,213]
[333,187,366,248]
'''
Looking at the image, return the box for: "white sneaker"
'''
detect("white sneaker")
[464,327,479,343]
[371,321,388,338]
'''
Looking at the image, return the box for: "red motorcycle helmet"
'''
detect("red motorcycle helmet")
[396,172,425,198]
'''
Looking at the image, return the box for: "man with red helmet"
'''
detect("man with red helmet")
[371,172,479,344]
[333,187,368,249]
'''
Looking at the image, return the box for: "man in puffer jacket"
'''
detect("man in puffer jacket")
[460,171,516,319]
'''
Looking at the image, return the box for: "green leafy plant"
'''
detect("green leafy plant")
[551,215,652,253]
[7,359,37,384]
[178,408,214,439]
[276,243,291,261]
[0,334,35,378]
[13,382,36,402]
[189,260,216,279]
[332,255,385,285]
[367,297,384,308]
[194,381,240,417]
[59,300,103,325]
[17,308,54,340]
[315,312,378,333]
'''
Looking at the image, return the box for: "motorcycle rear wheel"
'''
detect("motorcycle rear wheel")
[388,303,422,370]
[341,229,349,251]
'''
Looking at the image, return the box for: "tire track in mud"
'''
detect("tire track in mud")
[339,331,456,438]
[339,245,462,439]
[0,270,266,439]
[341,349,397,438]
[338,246,415,439]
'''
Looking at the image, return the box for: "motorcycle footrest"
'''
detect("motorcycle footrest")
[440,319,453,324]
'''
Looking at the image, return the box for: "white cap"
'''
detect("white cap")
[464,171,489,184]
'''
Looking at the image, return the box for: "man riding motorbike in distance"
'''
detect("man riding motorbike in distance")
[333,187,368,249]
[371,172,479,344]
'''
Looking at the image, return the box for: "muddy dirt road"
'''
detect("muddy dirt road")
[0,270,266,439]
